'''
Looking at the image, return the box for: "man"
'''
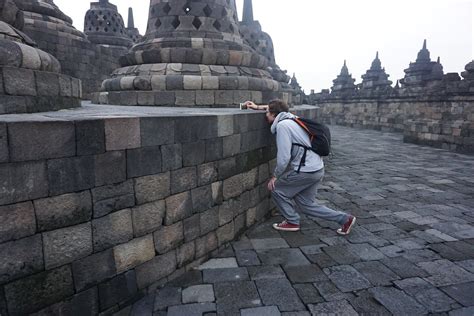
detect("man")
[244,99,356,235]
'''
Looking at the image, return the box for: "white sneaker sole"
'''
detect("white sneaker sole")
[272,223,300,232]
[337,217,356,235]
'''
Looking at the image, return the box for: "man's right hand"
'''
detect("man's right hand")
[244,101,258,110]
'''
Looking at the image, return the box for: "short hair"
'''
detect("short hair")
[268,99,289,115]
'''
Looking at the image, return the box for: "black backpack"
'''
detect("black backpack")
[283,117,331,172]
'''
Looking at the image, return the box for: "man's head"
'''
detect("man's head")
[266,99,289,124]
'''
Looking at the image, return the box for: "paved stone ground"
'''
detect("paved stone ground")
[128,126,474,316]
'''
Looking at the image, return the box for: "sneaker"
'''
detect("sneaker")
[272,220,300,232]
[337,216,356,235]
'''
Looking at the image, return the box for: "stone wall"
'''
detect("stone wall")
[0,105,317,315]
[315,96,474,154]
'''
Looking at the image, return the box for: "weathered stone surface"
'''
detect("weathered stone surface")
[182,284,214,304]
[353,261,400,286]
[43,223,93,269]
[0,123,7,162]
[136,251,177,289]
[134,172,170,204]
[76,120,105,155]
[34,191,92,232]
[218,199,238,225]
[3,67,36,96]
[127,146,162,178]
[132,200,165,237]
[72,249,116,291]
[32,287,99,316]
[191,185,213,213]
[380,256,429,279]
[8,121,75,162]
[0,235,43,284]
[105,118,141,151]
[324,265,372,292]
[251,238,289,251]
[47,156,95,196]
[247,265,286,280]
[177,241,196,267]
[154,222,184,254]
[165,191,193,225]
[395,277,456,312]
[217,221,235,246]
[94,151,126,186]
[369,286,427,315]
[154,286,182,311]
[256,278,305,312]
[92,208,133,252]
[223,174,243,200]
[283,264,327,283]
[98,270,138,310]
[161,144,183,172]
[183,141,206,167]
[171,167,197,194]
[183,214,200,242]
[0,161,48,205]
[168,303,216,316]
[195,232,218,258]
[257,248,311,266]
[140,117,175,147]
[92,180,135,218]
[215,281,261,315]
[235,250,261,267]
[308,300,359,316]
[200,206,219,236]
[441,282,474,307]
[0,201,35,243]
[203,267,249,283]
[197,162,218,186]
[113,234,155,273]
[419,259,474,287]
[4,265,74,315]
[241,306,281,316]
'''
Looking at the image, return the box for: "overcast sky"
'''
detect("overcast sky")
[56,0,473,92]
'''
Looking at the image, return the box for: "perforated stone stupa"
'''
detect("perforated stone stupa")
[0,0,81,114]
[84,0,133,48]
[95,0,290,107]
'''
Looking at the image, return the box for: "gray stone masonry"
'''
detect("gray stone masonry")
[0,103,320,315]
[129,125,474,315]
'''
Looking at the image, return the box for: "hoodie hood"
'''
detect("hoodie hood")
[271,112,296,134]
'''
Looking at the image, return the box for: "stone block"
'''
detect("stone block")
[223,174,244,200]
[212,181,223,205]
[138,91,155,106]
[105,118,141,151]
[0,123,7,163]
[175,91,196,106]
[219,199,239,225]
[132,200,165,237]
[76,120,105,156]
[202,76,219,90]
[219,76,239,90]
[58,75,72,97]
[3,67,36,96]
[196,232,218,258]
[171,167,197,194]
[177,242,196,267]
[0,161,48,205]
[196,90,215,106]
[47,156,95,196]
[92,208,133,252]
[214,281,261,315]
[135,251,177,289]
[127,146,162,178]
[8,121,75,162]
[154,222,184,254]
[98,270,138,310]
[36,72,59,96]
[217,222,235,246]
[4,266,74,315]
[164,190,192,225]
[113,234,155,273]
[182,284,214,304]
[43,222,92,270]
[175,116,218,142]
[166,75,184,90]
[183,141,206,167]
[0,201,35,243]
[161,144,182,172]
[217,115,234,137]
[183,76,202,90]
[92,180,135,218]
[140,117,175,147]
[0,235,43,284]
[34,191,92,232]
[155,91,176,105]
[215,90,234,105]
[205,138,223,162]
[200,207,219,236]
[197,162,218,186]
[242,168,258,191]
[183,214,201,242]
[150,75,166,90]
[191,185,213,213]
[94,151,126,186]
[134,172,171,204]
[223,134,241,158]
[32,287,99,316]
[72,249,115,292]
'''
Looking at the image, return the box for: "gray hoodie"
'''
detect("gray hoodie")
[271,112,324,178]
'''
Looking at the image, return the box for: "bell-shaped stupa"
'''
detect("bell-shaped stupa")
[96,0,288,107]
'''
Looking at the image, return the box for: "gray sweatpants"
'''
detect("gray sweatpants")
[272,169,349,225]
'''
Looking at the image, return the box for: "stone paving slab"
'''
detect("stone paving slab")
[130,126,474,315]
